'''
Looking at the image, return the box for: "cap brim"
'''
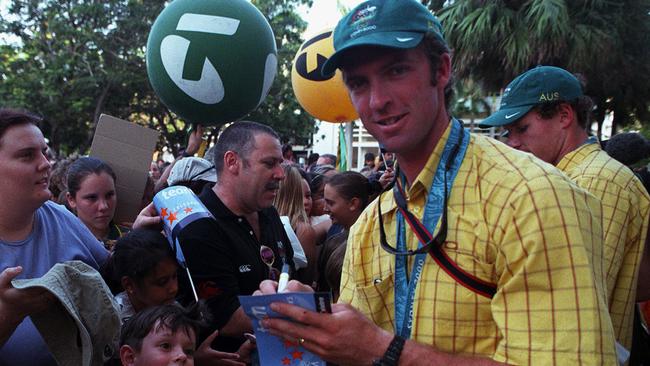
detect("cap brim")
[197,172,217,183]
[321,31,425,77]
[479,105,534,128]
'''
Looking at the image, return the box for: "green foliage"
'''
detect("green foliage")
[247,0,316,146]
[0,0,169,154]
[0,0,316,155]
[432,0,650,135]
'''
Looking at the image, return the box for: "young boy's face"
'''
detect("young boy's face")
[121,322,196,366]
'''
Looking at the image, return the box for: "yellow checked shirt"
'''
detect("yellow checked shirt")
[557,142,650,349]
[340,125,617,365]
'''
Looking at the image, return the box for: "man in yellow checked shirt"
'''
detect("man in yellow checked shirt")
[481,65,650,360]
[257,0,618,364]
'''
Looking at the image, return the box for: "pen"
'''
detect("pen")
[277,262,290,293]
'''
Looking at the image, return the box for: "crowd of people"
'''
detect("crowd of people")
[1,0,650,365]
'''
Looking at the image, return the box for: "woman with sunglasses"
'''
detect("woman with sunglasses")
[317,171,380,300]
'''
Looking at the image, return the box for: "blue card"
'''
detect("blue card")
[239,292,332,366]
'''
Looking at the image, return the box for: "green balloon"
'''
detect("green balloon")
[146,0,277,125]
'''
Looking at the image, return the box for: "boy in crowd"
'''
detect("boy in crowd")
[119,304,205,366]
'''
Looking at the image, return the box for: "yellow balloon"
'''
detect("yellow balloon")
[291,29,358,123]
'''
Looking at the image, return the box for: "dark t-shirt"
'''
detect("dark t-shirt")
[178,184,294,350]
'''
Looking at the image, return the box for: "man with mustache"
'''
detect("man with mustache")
[176,121,295,354]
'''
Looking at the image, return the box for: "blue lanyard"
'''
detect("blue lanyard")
[582,135,598,146]
[393,120,469,338]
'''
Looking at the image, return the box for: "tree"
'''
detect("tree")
[0,0,169,155]
[0,0,317,155]
[247,0,316,146]
[430,0,650,136]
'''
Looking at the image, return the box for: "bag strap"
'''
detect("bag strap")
[393,183,497,299]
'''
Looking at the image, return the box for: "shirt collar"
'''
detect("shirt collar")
[199,183,238,219]
[556,139,601,172]
[379,121,454,214]
[199,183,272,222]
[408,121,454,198]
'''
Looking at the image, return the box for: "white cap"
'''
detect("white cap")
[167,157,217,186]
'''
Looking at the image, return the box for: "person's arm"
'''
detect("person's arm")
[132,202,162,230]
[0,267,54,347]
[154,125,206,194]
[637,226,650,301]
[219,307,252,337]
[153,159,176,194]
[194,329,246,366]
[261,302,507,366]
[256,280,505,365]
[296,222,318,267]
[311,218,331,244]
[183,125,205,158]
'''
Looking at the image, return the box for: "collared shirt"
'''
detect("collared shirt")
[340,123,617,364]
[177,184,293,350]
[557,141,650,349]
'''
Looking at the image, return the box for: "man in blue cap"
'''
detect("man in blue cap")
[481,66,650,354]
[258,1,617,364]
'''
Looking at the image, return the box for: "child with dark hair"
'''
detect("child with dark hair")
[104,229,251,365]
[119,303,206,366]
[101,229,179,323]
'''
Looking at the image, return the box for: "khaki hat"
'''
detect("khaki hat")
[167,157,217,186]
[12,261,121,366]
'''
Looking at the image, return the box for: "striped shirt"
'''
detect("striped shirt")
[557,141,650,349]
[340,125,617,364]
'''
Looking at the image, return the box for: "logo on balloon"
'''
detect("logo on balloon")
[291,29,358,123]
[160,14,240,104]
[146,0,277,126]
[294,31,333,82]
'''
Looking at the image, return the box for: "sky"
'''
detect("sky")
[299,0,364,38]
[0,0,363,37]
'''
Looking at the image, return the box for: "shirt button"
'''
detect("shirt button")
[249,230,253,235]
[238,218,243,223]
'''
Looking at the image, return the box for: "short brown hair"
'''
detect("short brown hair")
[418,32,454,111]
[533,96,594,129]
[0,108,41,145]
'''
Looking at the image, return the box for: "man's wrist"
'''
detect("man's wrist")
[372,334,406,366]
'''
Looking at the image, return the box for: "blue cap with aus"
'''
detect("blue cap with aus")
[321,0,445,77]
[480,66,583,127]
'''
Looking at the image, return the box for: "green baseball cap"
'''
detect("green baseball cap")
[321,0,445,77]
[480,66,583,127]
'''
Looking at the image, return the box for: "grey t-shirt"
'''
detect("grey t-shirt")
[0,201,109,366]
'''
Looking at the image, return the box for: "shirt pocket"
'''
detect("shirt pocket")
[443,210,496,283]
[353,274,396,332]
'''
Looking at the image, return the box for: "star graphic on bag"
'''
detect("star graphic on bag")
[167,211,178,225]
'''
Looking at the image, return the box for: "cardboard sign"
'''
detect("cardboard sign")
[89,114,160,223]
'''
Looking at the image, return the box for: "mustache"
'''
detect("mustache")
[265,182,280,190]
